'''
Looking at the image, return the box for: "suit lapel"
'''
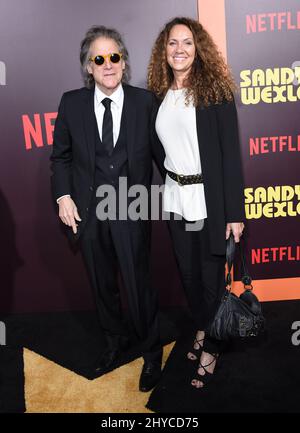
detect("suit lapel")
[82,87,96,173]
[123,85,136,171]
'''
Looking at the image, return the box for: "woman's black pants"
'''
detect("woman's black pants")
[168,215,226,354]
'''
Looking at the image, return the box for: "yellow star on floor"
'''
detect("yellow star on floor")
[24,343,174,413]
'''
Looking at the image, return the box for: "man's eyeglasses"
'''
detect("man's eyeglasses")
[89,53,123,66]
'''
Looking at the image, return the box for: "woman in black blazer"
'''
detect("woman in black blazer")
[148,17,245,388]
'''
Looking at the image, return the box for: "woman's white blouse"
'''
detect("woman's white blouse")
[155,88,207,221]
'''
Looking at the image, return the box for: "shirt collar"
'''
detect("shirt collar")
[95,83,124,108]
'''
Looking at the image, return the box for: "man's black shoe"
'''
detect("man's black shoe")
[94,336,130,374]
[94,347,120,374]
[139,361,161,392]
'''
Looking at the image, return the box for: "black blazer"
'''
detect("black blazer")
[154,97,245,255]
[50,84,161,241]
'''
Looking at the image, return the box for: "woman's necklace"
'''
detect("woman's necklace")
[172,87,183,106]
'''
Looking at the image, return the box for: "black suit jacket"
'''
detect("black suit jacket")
[50,84,162,241]
[153,97,245,255]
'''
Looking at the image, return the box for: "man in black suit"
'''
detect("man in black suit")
[50,26,163,392]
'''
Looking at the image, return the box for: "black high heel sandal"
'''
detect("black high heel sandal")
[191,353,219,388]
[187,336,204,361]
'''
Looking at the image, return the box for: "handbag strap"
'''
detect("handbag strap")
[239,237,253,288]
[226,233,235,287]
[226,233,253,289]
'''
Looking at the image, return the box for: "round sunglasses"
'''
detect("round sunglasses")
[89,52,123,66]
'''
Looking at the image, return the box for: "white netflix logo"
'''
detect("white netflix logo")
[0,61,6,85]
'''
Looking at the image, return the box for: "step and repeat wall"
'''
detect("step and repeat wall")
[0,0,299,314]
[199,0,300,301]
[0,0,197,313]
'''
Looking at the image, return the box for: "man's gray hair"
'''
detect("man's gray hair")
[80,25,131,88]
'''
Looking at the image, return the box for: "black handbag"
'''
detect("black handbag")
[208,234,265,341]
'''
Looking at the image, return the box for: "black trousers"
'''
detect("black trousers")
[168,215,226,354]
[80,204,162,363]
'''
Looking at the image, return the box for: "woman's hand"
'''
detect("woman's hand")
[226,222,244,242]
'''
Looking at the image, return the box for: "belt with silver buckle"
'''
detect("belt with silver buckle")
[167,170,203,186]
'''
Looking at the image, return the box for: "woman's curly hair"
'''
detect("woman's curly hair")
[147,17,236,106]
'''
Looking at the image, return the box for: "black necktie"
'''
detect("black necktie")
[101,98,113,155]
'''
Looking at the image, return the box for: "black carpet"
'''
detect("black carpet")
[1,301,300,413]
[147,300,300,413]
[1,309,179,379]
[0,308,179,412]
[0,347,25,413]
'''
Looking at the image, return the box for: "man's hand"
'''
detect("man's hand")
[58,196,82,234]
[226,222,244,242]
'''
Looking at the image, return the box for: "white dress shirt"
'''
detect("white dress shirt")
[155,88,207,221]
[94,83,124,145]
[57,84,124,203]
